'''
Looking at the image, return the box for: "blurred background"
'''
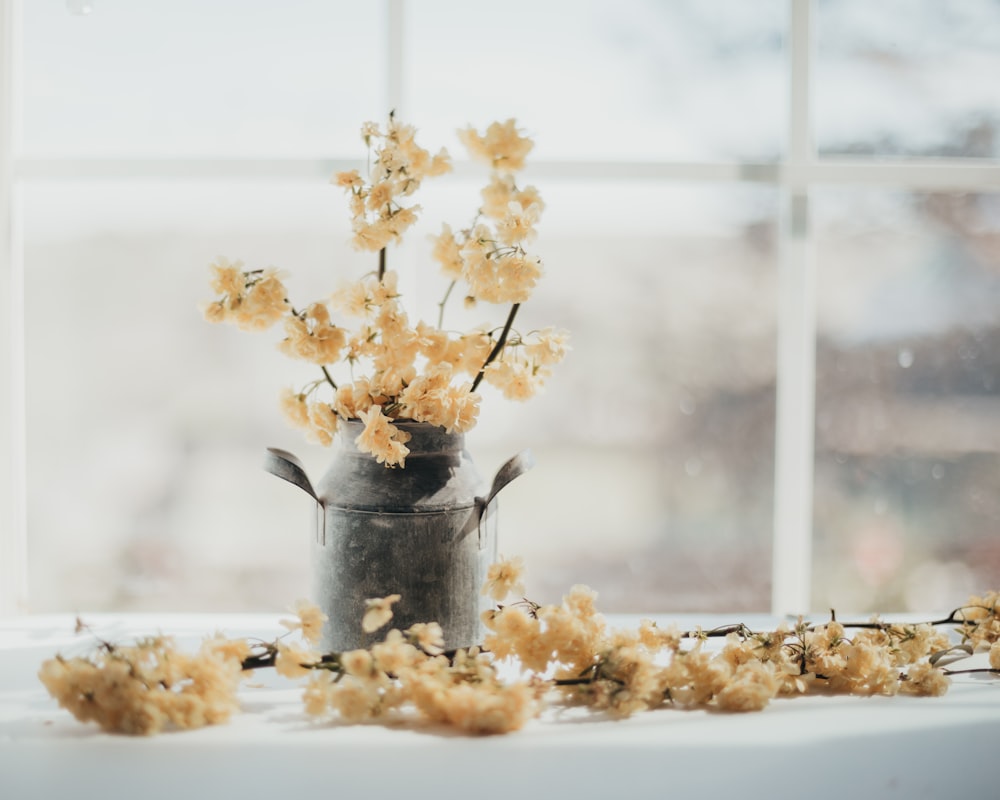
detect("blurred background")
[9,0,1000,614]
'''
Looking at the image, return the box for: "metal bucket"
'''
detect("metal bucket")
[265,420,533,651]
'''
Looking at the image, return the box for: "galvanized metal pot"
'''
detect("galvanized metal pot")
[265,420,533,652]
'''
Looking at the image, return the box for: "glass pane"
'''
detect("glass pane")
[24,177,777,613]
[815,0,1000,158]
[24,180,370,611]
[21,1,384,157]
[814,190,1000,612]
[408,0,787,162]
[423,181,779,611]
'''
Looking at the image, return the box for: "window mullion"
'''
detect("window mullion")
[771,0,817,615]
[387,0,405,116]
[1,0,27,616]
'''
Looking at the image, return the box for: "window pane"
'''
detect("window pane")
[814,189,1000,612]
[22,1,384,157]
[815,0,1000,158]
[24,180,368,611]
[24,177,777,613]
[408,0,787,162]
[447,181,779,611]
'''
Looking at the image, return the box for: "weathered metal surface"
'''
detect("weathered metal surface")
[265,421,532,651]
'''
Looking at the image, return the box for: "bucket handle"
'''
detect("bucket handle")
[264,447,319,503]
[265,445,535,549]
[474,449,535,548]
[264,446,536,511]
[476,449,535,521]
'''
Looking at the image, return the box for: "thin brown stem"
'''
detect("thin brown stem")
[942,668,1000,676]
[321,366,338,391]
[378,247,386,280]
[471,303,520,392]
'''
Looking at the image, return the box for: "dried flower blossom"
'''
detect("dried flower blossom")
[958,591,1000,649]
[356,405,411,467]
[714,661,780,712]
[430,224,464,281]
[362,594,401,634]
[524,327,571,366]
[203,258,288,332]
[407,622,446,656]
[38,634,247,735]
[484,359,544,401]
[481,555,526,601]
[457,118,534,173]
[279,304,347,365]
[274,642,319,679]
[371,629,421,674]
[279,599,328,646]
[307,402,339,446]
[900,662,950,697]
[280,388,311,430]
[341,649,375,679]
[408,673,541,735]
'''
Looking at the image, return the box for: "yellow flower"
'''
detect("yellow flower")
[208,256,245,296]
[407,622,445,656]
[278,305,347,365]
[331,278,370,318]
[714,661,780,712]
[329,679,378,723]
[274,642,318,679]
[279,599,328,646]
[481,556,526,602]
[458,119,534,173]
[306,402,338,447]
[356,405,411,467]
[484,360,543,401]
[480,174,515,220]
[495,201,540,246]
[341,649,375,679]
[362,594,401,634]
[524,327,570,366]
[279,388,311,430]
[430,224,465,281]
[371,629,420,675]
[303,671,333,716]
[900,662,950,697]
[365,180,394,213]
[335,380,374,420]
[332,169,362,189]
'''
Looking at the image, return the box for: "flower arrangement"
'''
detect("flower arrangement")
[202,115,568,467]
[38,558,1000,736]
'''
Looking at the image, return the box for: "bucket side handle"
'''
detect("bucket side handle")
[264,447,320,504]
[476,448,536,527]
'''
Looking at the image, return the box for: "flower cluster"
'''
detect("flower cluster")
[38,628,247,735]
[203,115,568,467]
[38,559,1000,737]
[956,590,1000,649]
[300,627,542,735]
[481,560,967,716]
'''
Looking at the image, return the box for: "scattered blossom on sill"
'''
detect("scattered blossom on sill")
[38,562,1000,737]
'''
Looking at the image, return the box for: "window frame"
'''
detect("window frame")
[2,0,999,616]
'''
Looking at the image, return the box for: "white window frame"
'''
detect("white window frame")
[2,0,999,616]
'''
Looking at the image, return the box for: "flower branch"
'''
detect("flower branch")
[202,115,568,467]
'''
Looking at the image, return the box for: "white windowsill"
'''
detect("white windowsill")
[2,612,998,799]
